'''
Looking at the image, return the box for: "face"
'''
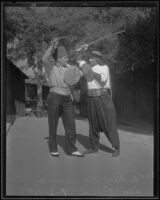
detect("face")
[57,56,68,67]
[89,57,98,66]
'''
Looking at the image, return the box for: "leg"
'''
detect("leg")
[83,121,100,154]
[47,93,60,153]
[61,96,78,154]
[87,93,120,156]
[95,93,120,151]
[84,99,100,154]
[89,120,100,150]
[99,93,120,157]
[104,109,120,157]
[104,108,120,150]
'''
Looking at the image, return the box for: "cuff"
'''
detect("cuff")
[78,60,86,68]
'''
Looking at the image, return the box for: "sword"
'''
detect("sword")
[76,30,125,52]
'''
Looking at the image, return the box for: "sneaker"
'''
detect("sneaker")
[112,148,120,157]
[50,152,60,157]
[70,151,85,157]
[83,148,98,155]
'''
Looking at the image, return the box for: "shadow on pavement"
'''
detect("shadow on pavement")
[76,134,113,153]
[6,114,17,134]
[44,134,113,154]
[118,119,153,135]
[75,115,154,136]
[44,136,67,154]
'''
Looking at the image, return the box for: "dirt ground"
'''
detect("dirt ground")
[6,116,153,196]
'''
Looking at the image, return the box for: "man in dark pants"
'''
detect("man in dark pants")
[42,38,84,157]
[76,50,120,157]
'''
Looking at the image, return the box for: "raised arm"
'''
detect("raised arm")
[42,38,58,77]
[77,60,107,87]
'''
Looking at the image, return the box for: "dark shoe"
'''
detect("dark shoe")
[69,151,85,157]
[112,148,120,157]
[83,148,98,155]
[50,152,60,157]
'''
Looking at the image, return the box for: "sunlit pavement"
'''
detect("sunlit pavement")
[6,117,153,196]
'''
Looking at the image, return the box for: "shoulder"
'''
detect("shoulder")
[101,65,109,72]
[92,64,99,71]
[93,64,108,70]
[102,64,109,68]
[92,65,104,74]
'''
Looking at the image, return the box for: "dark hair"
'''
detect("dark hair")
[58,38,70,51]
[52,37,70,62]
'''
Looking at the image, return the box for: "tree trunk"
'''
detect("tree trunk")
[33,57,45,117]
[36,81,43,117]
[35,62,44,117]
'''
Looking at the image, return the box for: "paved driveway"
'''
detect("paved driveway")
[6,117,153,196]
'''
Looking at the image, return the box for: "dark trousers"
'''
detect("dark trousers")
[47,92,77,154]
[87,91,120,150]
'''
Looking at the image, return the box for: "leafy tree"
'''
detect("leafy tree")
[114,7,156,75]
[5,7,51,117]
[4,6,156,115]
[5,6,156,71]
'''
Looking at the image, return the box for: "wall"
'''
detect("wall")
[6,59,27,117]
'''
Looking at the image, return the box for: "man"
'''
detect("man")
[42,38,84,157]
[76,50,120,157]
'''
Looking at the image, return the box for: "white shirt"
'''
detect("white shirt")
[88,64,111,89]
[78,61,111,90]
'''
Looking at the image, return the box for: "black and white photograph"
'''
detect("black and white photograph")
[1,1,159,198]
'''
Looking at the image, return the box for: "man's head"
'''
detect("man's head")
[89,57,98,66]
[56,45,68,67]
[89,51,104,66]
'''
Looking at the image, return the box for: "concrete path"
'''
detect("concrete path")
[6,117,153,196]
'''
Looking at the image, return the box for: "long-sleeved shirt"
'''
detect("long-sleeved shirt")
[88,64,111,90]
[42,46,71,95]
[78,61,111,90]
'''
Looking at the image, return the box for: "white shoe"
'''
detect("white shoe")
[70,151,85,157]
[51,152,60,157]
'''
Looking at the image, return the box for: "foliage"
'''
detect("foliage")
[114,7,156,74]
[5,6,157,74]
[4,5,157,117]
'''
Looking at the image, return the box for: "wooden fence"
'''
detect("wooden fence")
[111,67,154,121]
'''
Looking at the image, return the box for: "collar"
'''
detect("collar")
[56,63,67,71]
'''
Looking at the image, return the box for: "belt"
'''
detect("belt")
[49,91,71,98]
[88,88,108,97]
[50,86,71,96]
